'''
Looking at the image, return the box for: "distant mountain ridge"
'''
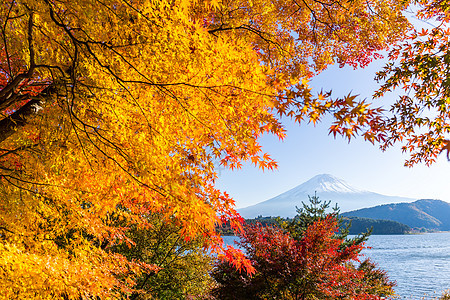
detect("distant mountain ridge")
[342,199,450,231]
[238,174,415,218]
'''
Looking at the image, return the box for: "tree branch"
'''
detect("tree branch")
[0,84,55,143]
[0,11,36,108]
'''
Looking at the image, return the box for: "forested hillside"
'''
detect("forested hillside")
[341,217,411,235]
[342,200,450,231]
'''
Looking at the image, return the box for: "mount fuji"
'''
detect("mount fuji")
[237,174,415,218]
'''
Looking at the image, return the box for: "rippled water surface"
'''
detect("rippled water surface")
[361,232,450,299]
[222,232,450,299]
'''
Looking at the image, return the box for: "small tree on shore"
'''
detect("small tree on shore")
[212,195,396,299]
[278,192,372,251]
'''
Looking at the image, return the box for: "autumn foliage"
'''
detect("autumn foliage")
[212,196,395,299]
[0,0,436,298]
[212,217,395,299]
[375,0,450,166]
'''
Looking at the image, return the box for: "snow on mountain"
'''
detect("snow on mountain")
[238,174,416,218]
[281,174,363,194]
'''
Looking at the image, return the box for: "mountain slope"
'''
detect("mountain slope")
[342,199,450,230]
[238,174,415,218]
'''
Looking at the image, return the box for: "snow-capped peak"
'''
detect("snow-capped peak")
[292,174,363,194]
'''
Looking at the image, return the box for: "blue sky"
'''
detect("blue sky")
[216,59,450,209]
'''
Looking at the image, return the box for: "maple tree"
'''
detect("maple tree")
[0,0,410,298]
[212,196,395,299]
[212,216,396,299]
[375,0,450,166]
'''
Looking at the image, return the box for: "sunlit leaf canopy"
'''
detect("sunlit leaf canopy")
[0,0,409,298]
[376,0,450,166]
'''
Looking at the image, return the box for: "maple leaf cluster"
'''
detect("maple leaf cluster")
[375,0,450,166]
[212,216,396,299]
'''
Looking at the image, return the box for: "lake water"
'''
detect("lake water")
[222,232,450,299]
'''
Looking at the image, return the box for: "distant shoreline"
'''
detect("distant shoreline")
[218,216,414,236]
